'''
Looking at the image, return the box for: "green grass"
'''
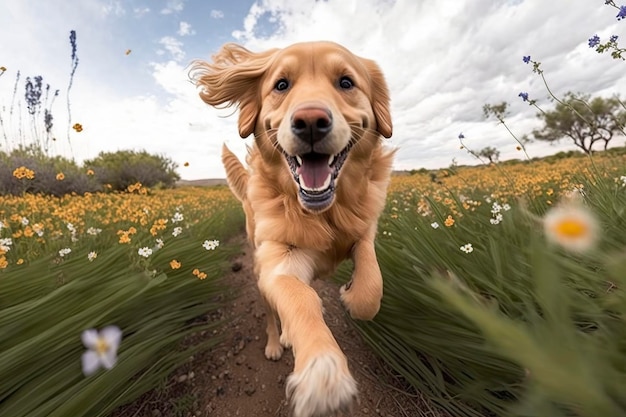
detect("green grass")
[0,208,244,417]
[337,169,626,417]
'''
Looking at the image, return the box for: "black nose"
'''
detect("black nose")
[290,107,333,144]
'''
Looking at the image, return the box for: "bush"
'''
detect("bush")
[84,150,180,191]
[0,147,100,196]
[0,148,181,196]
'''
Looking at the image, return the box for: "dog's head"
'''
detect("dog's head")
[192,41,392,213]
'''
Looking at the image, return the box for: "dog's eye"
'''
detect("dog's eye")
[274,78,290,92]
[339,76,354,90]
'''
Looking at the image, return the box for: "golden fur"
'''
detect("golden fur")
[192,41,394,417]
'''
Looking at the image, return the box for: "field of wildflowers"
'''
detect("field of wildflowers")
[0,185,245,416]
[336,141,626,416]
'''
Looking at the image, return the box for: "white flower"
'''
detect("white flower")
[0,237,12,252]
[460,243,474,253]
[172,227,183,237]
[138,247,153,258]
[620,175,626,187]
[491,202,502,214]
[21,217,29,226]
[59,248,72,257]
[502,203,511,211]
[543,202,599,253]
[431,222,440,229]
[171,212,184,223]
[155,238,164,249]
[67,223,76,232]
[202,239,220,250]
[86,227,102,235]
[81,326,122,376]
[88,251,97,262]
[0,220,5,230]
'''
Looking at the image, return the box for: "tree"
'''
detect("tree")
[530,92,626,154]
[478,146,500,163]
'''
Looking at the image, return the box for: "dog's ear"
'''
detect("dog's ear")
[190,43,277,138]
[361,58,393,138]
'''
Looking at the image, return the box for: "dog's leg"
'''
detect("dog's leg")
[340,225,383,320]
[256,241,357,417]
[262,297,284,360]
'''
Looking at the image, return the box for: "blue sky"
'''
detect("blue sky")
[1,0,626,179]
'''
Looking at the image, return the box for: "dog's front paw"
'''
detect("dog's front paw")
[265,339,284,361]
[340,280,382,320]
[287,353,357,417]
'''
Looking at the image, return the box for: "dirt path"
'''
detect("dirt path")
[114,237,430,417]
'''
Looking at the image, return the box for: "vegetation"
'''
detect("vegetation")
[530,93,626,154]
[0,186,244,417]
[337,152,626,417]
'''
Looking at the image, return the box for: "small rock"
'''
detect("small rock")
[151,410,162,417]
[177,374,188,383]
[243,384,256,396]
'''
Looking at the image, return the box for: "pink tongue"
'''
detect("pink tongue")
[297,155,332,189]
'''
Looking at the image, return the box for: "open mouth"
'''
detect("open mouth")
[284,145,352,212]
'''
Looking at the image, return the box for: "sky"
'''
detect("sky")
[1,0,625,180]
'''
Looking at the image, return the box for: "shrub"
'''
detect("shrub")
[84,150,180,191]
[0,147,100,196]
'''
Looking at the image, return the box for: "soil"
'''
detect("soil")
[113,236,440,417]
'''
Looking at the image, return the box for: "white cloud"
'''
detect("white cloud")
[177,21,195,36]
[160,0,184,15]
[101,0,125,17]
[133,7,150,17]
[210,9,225,19]
[158,36,185,61]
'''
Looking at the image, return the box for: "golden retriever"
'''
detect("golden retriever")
[191,41,394,417]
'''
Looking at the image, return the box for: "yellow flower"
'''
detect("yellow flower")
[184,162,190,167]
[125,49,132,55]
[198,272,208,280]
[72,123,83,132]
[16,258,24,265]
[516,146,522,151]
[444,215,455,227]
[0,66,6,72]
[170,259,181,269]
[192,268,200,276]
[13,166,35,180]
[56,172,65,181]
[543,202,599,253]
[86,169,95,176]
[0,256,7,269]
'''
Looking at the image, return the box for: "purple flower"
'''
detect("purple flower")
[588,35,601,48]
[610,35,619,43]
[518,92,529,102]
[522,55,531,64]
[458,133,465,139]
[618,6,626,20]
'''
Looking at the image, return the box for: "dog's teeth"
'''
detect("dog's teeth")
[328,155,335,166]
[296,156,303,166]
